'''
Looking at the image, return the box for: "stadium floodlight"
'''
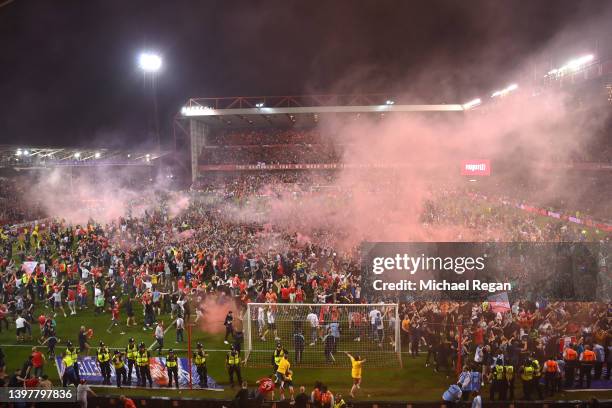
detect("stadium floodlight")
[566,54,594,70]
[462,98,481,110]
[491,84,518,98]
[74,152,81,158]
[138,52,162,72]
[255,102,264,108]
[385,100,395,105]
[94,152,101,158]
[181,105,212,116]
[546,54,594,78]
[16,149,22,156]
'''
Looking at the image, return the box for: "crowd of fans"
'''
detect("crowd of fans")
[200,143,342,165]
[200,128,343,166]
[0,165,609,404]
[209,129,324,146]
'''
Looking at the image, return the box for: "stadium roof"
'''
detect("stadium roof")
[177,94,466,128]
[0,145,165,169]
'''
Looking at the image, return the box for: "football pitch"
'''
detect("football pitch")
[1,302,610,401]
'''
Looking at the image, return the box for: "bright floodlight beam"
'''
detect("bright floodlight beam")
[138,52,162,72]
[491,84,518,98]
[546,54,594,77]
[462,98,481,110]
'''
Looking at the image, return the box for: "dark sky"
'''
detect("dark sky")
[1,0,610,149]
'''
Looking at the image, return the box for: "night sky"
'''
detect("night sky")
[1,0,610,150]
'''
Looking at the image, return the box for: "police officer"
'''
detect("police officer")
[125,337,140,386]
[504,362,515,400]
[520,359,534,400]
[490,359,506,401]
[166,348,179,389]
[96,341,111,385]
[226,344,243,387]
[531,358,543,399]
[66,340,80,383]
[136,342,153,387]
[61,350,78,387]
[579,345,596,388]
[272,342,286,372]
[193,342,209,388]
[113,350,127,388]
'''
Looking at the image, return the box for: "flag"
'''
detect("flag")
[22,261,38,275]
[488,292,510,313]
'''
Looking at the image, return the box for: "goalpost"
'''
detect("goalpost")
[244,303,401,369]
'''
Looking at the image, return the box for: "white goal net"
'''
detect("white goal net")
[244,303,401,368]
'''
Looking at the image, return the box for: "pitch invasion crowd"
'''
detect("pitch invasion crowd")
[0,171,609,405]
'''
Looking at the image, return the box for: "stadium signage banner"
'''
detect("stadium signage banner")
[54,356,221,389]
[460,159,491,176]
[199,163,414,171]
[468,192,612,232]
[361,242,609,301]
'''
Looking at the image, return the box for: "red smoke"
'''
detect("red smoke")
[196,293,243,335]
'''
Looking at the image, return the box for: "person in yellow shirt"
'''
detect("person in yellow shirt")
[345,352,366,398]
[275,353,291,401]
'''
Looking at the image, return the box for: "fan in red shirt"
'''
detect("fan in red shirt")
[24,376,40,388]
[265,289,277,304]
[280,286,290,303]
[31,347,45,377]
[67,287,77,315]
[256,376,276,400]
[107,299,123,334]
[295,287,304,303]
[120,395,137,408]
[37,314,47,330]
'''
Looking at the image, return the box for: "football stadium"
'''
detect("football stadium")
[1,1,611,408]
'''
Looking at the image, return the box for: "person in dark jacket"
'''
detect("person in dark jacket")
[233,381,250,408]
